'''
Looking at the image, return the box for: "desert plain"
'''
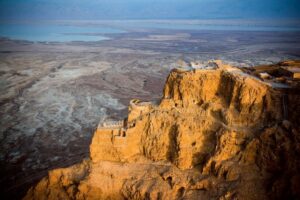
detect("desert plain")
[0,26,300,198]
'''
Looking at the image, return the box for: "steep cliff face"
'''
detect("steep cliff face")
[24,62,300,200]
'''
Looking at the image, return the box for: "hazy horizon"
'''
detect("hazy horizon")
[1,0,300,21]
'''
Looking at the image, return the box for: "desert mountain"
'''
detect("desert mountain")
[24,61,300,200]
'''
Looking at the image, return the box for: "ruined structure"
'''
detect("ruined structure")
[282,67,300,79]
[247,60,300,87]
[24,61,300,200]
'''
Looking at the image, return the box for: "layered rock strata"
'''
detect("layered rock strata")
[24,61,300,200]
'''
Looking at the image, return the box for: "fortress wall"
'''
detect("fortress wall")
[90,129,116,162]
[128,101,153,122]
[91,128,129,163]
[98,120,124,129]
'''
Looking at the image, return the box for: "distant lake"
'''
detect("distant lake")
[0,23,125,42]
[0,20,300,42]
[112,19,300,32]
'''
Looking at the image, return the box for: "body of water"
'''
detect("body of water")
[0,20,300,42]
[113,19,300,32]
[0,23,125,42]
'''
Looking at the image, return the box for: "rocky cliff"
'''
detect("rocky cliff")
[24,61,300,200]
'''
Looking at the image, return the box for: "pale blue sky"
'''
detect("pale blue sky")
[0,0,299,20]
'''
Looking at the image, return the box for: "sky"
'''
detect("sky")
[0,0,300,20]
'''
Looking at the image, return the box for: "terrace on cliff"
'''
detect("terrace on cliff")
[24,60,300,200]
[96,60,300,143]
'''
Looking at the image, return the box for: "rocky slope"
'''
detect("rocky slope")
[23,61,300,200]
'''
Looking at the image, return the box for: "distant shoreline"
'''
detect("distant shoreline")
[1,20,300,43]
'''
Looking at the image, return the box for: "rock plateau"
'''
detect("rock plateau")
[24,61,300,200]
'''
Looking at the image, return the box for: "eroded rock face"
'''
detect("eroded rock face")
[24,62,300,200]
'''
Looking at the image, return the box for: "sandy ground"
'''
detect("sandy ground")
[0,28,300,199]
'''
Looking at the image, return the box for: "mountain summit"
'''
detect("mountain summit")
[24,61,300,200]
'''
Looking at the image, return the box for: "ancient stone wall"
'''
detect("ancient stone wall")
[98,120,125,129]
[128,99,153,122]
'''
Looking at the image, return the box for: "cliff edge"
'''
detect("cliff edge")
[24,61,300,200]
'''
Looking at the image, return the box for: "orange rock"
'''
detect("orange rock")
[24,61,300,200]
